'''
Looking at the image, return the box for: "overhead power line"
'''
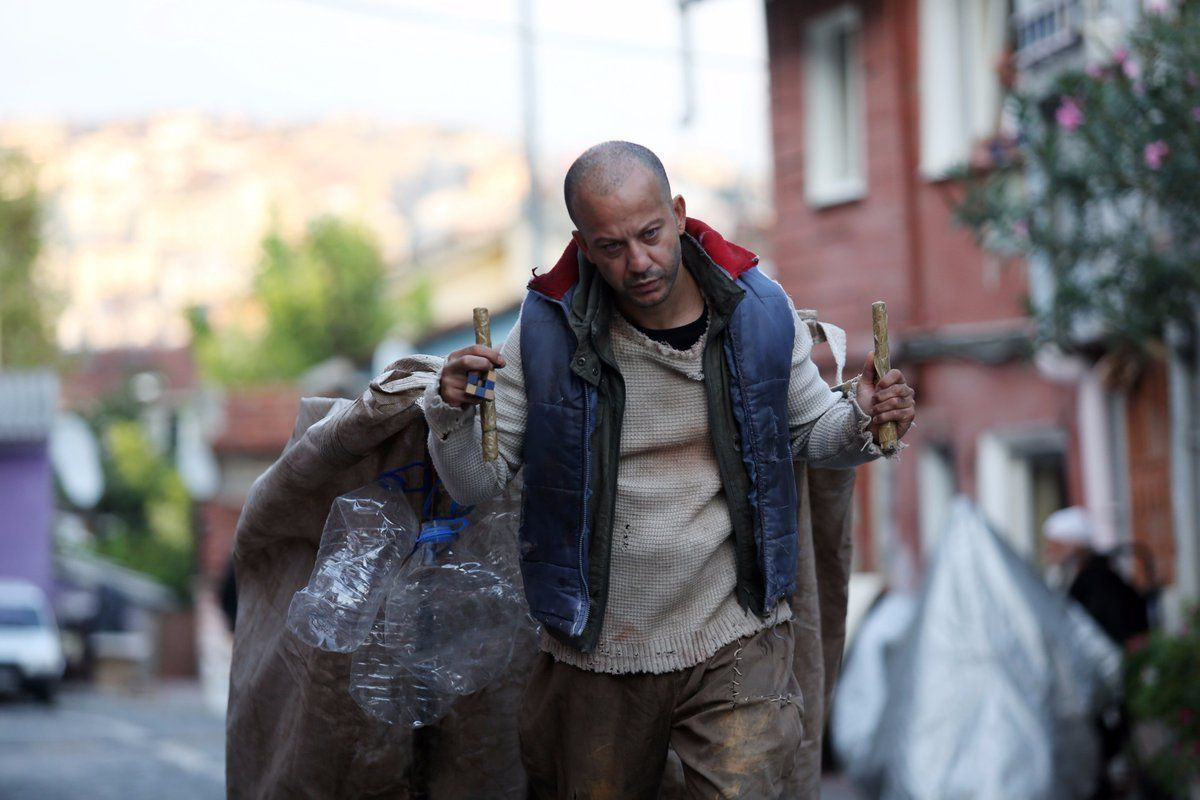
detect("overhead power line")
[286,0,765,70]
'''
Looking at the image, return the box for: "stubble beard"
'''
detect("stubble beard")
[622,237,682,309]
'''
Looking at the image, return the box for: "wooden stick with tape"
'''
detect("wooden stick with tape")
[473,307,499,462]
[871,301,900,455]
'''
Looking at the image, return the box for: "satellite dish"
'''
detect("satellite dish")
[176,407,220,501]
[49,414,105,509]
[372,336,414,377]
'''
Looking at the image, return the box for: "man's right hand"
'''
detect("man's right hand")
[439,345,507,408]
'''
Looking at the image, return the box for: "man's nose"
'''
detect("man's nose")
[627,242,653,274]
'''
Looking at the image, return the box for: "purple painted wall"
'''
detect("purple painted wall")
[0,443,54,597]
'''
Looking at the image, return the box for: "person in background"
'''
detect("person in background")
[1043,506,1149,646]
[1044,506,1150,799]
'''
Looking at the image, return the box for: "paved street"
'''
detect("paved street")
[0,681,867,799]
[0,683,224,800]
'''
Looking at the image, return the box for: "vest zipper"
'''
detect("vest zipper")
[574,385,592,637]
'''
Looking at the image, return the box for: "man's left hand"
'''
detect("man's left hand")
[856,351,915,444]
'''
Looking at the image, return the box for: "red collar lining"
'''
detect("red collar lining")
[527,217,758,300]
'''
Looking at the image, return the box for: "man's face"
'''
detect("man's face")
[1044,539,1086,567]
[571,166,687,311]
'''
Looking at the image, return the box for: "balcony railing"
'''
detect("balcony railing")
[1014,0,1085,69]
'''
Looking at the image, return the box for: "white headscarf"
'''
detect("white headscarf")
[1043,506,1093,547]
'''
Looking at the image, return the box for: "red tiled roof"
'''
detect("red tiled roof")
[211,385,301,456]
[63,347,197,412]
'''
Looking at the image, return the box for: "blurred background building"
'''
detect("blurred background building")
[762,0,1197,631]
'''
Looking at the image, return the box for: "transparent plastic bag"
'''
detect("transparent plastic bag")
[288,462,529,729]
[350,504,526,728]
[286,486,420,652]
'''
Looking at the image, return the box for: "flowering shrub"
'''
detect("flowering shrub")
[954,2,1200,352]
[1124,605,1200,795]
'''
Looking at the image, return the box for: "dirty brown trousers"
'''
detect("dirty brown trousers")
[519,621,803,800]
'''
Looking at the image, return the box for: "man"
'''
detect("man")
[424,141,915,798]
[1043,507,1149,646]
[1043,508,1150,799]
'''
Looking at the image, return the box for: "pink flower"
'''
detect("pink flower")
[1012,219,1029,239]
[1147,0,1170,13]
[1192,106,1200,122]
[1086,64,1107,79]
[1145,140,1170,169]
[1123,58,1142,81]
[1113,48,1129,66]
[1188,71,1200,87]
[1056,97,1084,131]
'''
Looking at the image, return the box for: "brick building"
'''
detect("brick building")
[760,0,1189,604]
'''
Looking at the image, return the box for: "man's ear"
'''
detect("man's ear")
[673,195,687,233]
[571,229,589,260]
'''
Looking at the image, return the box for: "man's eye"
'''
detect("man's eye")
[602,242,621,253]
[643,228,659,240]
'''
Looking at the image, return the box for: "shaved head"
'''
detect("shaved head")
[564,141,671,226]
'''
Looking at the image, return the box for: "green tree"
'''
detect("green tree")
[82,383,195,599]
[1125,605,1200,794]
[92,419,194,598]
[193,216,404,382]
[953,3,1200,354]
[0,149,57,367]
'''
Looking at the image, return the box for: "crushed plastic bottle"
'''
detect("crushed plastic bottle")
[286,487,419,653]
[288,465,531,729]
[350,509,526,728]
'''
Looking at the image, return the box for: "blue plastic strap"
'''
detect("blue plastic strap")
[416,521,462,544]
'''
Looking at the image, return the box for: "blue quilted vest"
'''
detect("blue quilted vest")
[519,231,799,650]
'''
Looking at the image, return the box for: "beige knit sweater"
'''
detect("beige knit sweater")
[424,303,879,674]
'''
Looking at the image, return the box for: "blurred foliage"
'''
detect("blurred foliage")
[0,149,58,368]
[191,216,428,384]
[953,3,1200,354]
[84,382,194,599]
[396,273,435,343]
[1125,605,1200,794]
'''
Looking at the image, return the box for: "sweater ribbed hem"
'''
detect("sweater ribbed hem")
[539,599,793,675]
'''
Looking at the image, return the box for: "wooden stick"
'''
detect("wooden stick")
[473,307,499,462]
[871,301,900,455]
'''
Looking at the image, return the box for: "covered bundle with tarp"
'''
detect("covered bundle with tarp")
[832,498,1122,800]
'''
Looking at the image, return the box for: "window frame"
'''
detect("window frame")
[918,0,1010,179]
[804,3,868,208]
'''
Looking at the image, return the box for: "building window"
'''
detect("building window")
[1013,0,1084,69]
[804,4,866,207]
[919,0,1010,178]
[918,445,957,561]
[977,428,1068,560]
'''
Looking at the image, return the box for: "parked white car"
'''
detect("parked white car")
[0,578,66,702]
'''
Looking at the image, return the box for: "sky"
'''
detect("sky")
[0,0,770,174]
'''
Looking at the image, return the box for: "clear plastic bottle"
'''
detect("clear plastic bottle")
[350,516,526,728]
[286,488,419,653]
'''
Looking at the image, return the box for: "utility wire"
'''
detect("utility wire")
[286,0,765,70]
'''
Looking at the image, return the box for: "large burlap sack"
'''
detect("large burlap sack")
[226,357,532,800]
